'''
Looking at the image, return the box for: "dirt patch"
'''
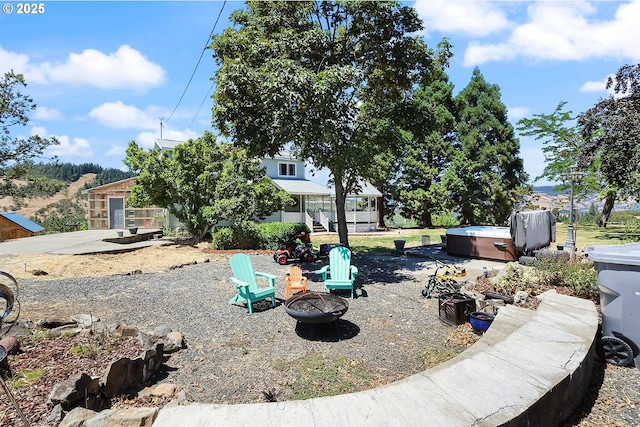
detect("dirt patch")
[0,242,274,281]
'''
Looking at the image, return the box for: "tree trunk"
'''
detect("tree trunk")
[376,196,386,229]
[334,180,350,247]
[598,194,616,228]
[421,210,433,228]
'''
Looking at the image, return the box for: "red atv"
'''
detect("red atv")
[273,232,316,265]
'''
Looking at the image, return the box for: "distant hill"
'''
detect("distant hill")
[31,162,136,186]
[533,185,564,197]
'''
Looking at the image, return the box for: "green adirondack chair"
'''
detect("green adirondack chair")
[228,253,277,314]
[315,246,358,299]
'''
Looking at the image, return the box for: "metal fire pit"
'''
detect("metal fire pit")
[284,291,348,325]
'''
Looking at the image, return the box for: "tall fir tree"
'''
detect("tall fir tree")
[395,70,456,227]
[444,67,528,225]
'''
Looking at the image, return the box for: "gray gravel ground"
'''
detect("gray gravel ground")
[15,252,640,426]
[18,253,454,404]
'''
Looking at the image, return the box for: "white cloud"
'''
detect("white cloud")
[34,106,64,121]
[106,145,126,157]
[580,79,608,93]
[413,0,512,37]
[0,44,166,90]
[48,136,93,158]
[30,126,48,138]
[462,0,640,66]
[30,126,93,158]
[0,48,31,74]
[507,106,530,122]
[89,101,169,130]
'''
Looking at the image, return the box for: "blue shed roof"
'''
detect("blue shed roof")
[0,212,45,233]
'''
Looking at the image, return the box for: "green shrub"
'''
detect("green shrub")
[211,222,310,250]
[211,222,263,250]
[521,258,598,299]
[257,223,310,250]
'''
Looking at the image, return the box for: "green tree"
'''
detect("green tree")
[516,101,609,226]
[444,67,528,225]
[579,63,640,226]
[211,1,450,246]
[395,70,456,228]
[0,70,60,201]
[124,132,291,241]
[32,198,87,233]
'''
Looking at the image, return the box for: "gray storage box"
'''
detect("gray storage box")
[584,243,640,368]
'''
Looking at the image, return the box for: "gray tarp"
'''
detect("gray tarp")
[509,210,556,254]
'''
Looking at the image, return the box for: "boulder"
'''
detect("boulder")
[47,372,100,410]
[100,357,144,398]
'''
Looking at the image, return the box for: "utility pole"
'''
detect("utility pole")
[159,118,164,139]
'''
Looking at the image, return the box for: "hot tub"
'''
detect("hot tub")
[446,226,517,261]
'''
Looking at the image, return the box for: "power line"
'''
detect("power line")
[165,0,226,125]
[188,79,215,131]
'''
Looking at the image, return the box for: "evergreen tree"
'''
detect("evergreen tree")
[444,67,528,225]
[395,70,456,228]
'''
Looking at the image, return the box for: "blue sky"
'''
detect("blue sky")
[2,1,639,186]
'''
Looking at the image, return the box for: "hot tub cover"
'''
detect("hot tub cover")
[509,210,556,254]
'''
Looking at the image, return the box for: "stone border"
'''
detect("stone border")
[152,291,598,426]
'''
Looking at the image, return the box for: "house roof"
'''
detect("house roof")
[81,177,137,194]
[332,180,383,198]
[0,212,45,233]
[155,139,186,150]
[271,179,331,196]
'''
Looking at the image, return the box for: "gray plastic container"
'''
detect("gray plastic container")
[584,243,640,368]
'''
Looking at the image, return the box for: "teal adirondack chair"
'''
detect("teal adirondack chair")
[315,246,358,299]
[228,253,277,314]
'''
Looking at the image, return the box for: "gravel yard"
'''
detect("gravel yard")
[16,253,458,406]
[4,249,640,426]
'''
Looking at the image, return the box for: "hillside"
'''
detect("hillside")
[0,173,96,219]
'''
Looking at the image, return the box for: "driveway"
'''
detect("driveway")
[0,229,166,255]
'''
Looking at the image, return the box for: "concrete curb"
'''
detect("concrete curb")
[152,291,598,427]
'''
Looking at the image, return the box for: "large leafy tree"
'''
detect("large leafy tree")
[516,102,608,226]
[444,67,528,225]
[579,63,640,226]
[395,70,456,227]
[1,70,60,202]
[124,132,291,241]
[211,1,450,246]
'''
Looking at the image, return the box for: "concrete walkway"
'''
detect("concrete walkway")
[0,229,165,255]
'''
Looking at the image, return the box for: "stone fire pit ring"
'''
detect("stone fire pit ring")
[284,291,348,325]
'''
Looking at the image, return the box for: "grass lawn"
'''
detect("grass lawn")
[311,222,638,254]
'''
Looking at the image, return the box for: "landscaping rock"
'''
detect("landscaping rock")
[142,342,164,382]
[100,357,144,398]
[101,407,158,427]
[47,372,100,410]
[59,407,98,427]
[152,383,177,397]
[149,325,172,337]
[72,314,101,328]
[163,331,184,353]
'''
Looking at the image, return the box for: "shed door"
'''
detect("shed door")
[109,198,124,229]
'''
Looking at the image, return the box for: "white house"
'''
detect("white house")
[259,154,381,232]
[156,140,384,232]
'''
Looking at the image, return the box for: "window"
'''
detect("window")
[279,162,296,177]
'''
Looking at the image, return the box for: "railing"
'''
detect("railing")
[317,211,331,232]
[304,211,314,231]
[345,211,377,223]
